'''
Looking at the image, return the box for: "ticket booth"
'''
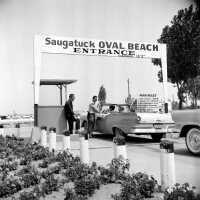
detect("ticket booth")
[36,79,77,134]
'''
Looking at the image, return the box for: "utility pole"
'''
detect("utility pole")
[127,78,130,96]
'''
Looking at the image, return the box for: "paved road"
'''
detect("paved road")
[77,133,200,192]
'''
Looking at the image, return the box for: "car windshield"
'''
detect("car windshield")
[101,104,131,114]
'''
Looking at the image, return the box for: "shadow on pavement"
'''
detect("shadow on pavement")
[174,148,198,157]
[93,133,154,144]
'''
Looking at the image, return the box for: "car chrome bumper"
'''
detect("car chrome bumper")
[129,127,176,134]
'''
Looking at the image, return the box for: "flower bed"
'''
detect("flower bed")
[0,135,199,200]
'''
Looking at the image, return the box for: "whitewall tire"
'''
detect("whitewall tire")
[186,128,200,155]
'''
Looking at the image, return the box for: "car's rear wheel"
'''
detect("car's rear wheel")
[151,134,163,142]
[185,128,200,155]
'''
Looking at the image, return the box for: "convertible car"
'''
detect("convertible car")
[80,103,175,141]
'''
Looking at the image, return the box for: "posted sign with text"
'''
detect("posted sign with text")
[39,35,163,59]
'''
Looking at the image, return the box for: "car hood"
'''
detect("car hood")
[136,112,174,124]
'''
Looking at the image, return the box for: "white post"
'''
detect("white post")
[34,35,42,107]
[113,144,127,160]
[113,137,127,160]
[40,126,47,147]
[73,121,76,134]
[49,127,56,151]
[160,139,176,191]
[0,126,4,136]
[80,133,89,164]
[62,130,70,151]
[16,124,20,138]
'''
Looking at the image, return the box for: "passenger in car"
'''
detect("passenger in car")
[109,105,115,112]
[118,106,125,112]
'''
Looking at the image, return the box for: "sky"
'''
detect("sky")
[0,0,191,114]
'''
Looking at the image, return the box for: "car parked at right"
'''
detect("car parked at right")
[172,109,200,155]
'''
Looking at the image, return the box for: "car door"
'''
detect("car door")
[95,115,107,133]
[102,111,138,135]
[95,112,117,134]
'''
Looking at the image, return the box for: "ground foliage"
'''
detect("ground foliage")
[164,183,200,200]
[0,135,199,200]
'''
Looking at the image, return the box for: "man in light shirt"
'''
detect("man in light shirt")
[87,96,99,137]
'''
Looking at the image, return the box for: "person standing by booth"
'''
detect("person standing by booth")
[87,96,99,137]
[64,94,80,135]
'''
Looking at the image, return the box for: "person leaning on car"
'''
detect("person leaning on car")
[87,95,99,137]
[64,94,80,135]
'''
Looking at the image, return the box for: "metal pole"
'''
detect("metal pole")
[64,84,68,101]
[60,85,63,105]
[127,78,130,96]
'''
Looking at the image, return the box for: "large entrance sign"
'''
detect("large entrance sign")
[40,35,162,58]
[34,34,168,126]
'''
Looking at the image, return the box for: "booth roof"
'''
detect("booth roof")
[40,79,77,85]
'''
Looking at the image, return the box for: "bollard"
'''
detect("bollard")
[16,123,20,138]
[49,127,56,151]
[160,139,176,191]
[62,130,71,151]
[113,136,127,159]
[40,126,47,147]
[113,144,127,159]
[80,132,89,164]
[0,125,4,136]
[73,121,76,134]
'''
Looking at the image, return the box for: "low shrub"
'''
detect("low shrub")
[134,172,157,198]
[64,188,87,200]
[49,164,61,174]
[41,174,59,195]
[0,161,18,172]
[111,172,158,200]
[74,175,99,197]
[20,171,41,188]
[19,185,44,200]
[40,169,52,179]
[19,155,32,165]
[111,175,145,200]
[31,146,50,161]
[64,188,77,200]
[16,164,32,176]
[38,159,49,168]
[0,177,22,198]
[19,191,40,200]
[164,183,200,200]
[101,157,130,183]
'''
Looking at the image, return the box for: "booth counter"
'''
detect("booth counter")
[38,105,66,134]
[34,79,77,134]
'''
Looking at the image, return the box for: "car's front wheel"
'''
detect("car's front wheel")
[185,128,200,155]
[151,134,163,142]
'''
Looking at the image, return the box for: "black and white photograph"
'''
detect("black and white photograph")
[0,0,200,199]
